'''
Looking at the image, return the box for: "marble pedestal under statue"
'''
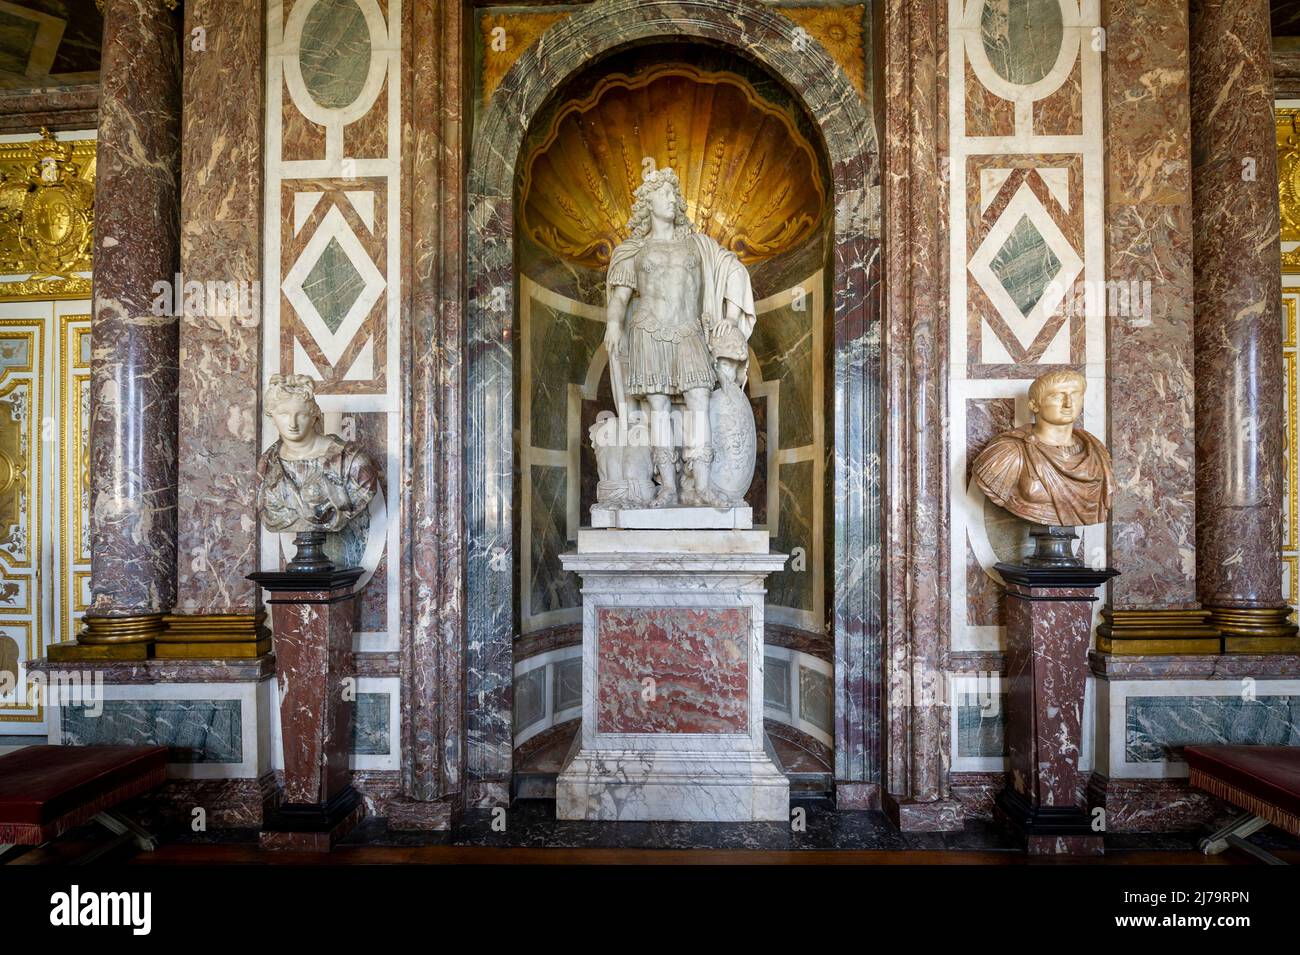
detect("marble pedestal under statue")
[557,512,789,821]
[993,563,1118,856]
[247,567,365,851]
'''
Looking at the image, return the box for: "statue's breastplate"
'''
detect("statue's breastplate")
[632,240,701,343]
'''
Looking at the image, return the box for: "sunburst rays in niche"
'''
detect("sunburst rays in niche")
[520,66,826,270]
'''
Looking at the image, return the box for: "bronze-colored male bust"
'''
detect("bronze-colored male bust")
[972,370,1114,527]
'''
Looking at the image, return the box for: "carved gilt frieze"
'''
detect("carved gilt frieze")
[0,129,96,301]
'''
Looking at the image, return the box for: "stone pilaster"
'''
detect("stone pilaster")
[1190,0,1298,652]
[54,0,182,660]
[1100,0,1219,653]
[161,0,267,658]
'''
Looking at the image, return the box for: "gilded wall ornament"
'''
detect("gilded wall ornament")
[0,129,96,298]
[779,3,867,102]
[1277,108,1300,245]
[479,11,567,106]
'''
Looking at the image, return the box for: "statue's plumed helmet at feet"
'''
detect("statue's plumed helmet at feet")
[256,374,379,535]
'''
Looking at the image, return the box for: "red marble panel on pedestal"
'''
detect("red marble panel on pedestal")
[596,607,749,734]
[1003,584,1092,809]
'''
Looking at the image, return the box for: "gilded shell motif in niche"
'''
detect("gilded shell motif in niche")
[520,66,826,269]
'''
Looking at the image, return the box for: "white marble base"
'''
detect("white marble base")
[557,532,789,822]
[590,505,753,529]
[557,746,791,822]
[575,528,770,555]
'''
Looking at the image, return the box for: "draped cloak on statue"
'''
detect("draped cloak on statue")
[607,232,756,394]
[971,424,1114,527]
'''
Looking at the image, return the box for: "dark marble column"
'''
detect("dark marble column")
[53,0,181,660]
[1190,0,1299,652]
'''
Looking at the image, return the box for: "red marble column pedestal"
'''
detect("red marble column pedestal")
[248,568,365,851]
[993,563,1118,856]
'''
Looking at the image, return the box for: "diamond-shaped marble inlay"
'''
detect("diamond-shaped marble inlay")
[989,215,1060,318]
[968,179,1083,359]
[303,238,366,334]
[283,205,386,367]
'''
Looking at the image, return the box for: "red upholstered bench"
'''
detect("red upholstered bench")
[0,745,167,853]
[1185,744,1300,864]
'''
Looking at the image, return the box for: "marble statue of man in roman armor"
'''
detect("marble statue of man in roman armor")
[601,167,757,507]
[972,369,1114,527]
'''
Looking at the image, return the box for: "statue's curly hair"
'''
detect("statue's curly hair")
[264,373,321,417]
[625,166,694,240]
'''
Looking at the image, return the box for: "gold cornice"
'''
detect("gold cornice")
[479,11,567,107]
[0,276,91,302]
[521,65,826,269]
[778,3,868,103]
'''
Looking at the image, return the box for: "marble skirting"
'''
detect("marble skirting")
[29,656,275,684]
[1087,773,1239,833]
[1090,651,1300,680]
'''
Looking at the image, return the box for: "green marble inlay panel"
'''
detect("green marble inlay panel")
[352,692,389,755]
[529,299,604,452]
[990,215,1060,316]
[513,666,546,732]
[764,655,791,713]
[553,657,582,711]
[770,459,814,613]
[980,0,1064,87]
[530,464,580,615]
[0,12,39,76]
[61,700,242,764]
[956,692,1006,757]
[750,303,814,450]
[799,665,832,733]
[1125,695,1300,763]
[303,238,366,333]
[299,0,372,111]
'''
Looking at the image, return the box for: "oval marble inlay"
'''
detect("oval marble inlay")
[299,0,373,111]
[979,0,1064,87]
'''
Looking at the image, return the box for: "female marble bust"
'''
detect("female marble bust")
[256,374,378,535]
[972,370,1114,527]
[603,167,757,507]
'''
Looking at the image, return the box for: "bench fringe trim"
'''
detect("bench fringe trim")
[0,764,166,844]
[1189,768,1300,838]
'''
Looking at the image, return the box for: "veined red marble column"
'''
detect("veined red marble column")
[1098,0,1219,654]
[54,0,181,660]
[162,0,267,658]
[160,0,263,657]
[1190,0,1298,652]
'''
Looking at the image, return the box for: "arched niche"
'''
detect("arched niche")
[465,0,880,805]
